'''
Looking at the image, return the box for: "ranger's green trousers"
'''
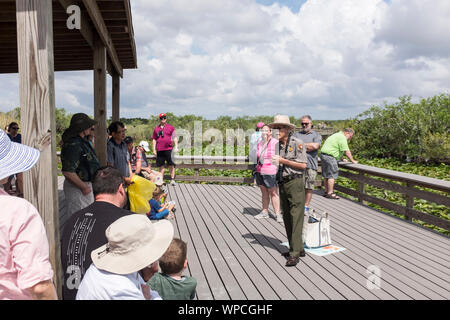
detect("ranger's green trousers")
[279,176,305,257]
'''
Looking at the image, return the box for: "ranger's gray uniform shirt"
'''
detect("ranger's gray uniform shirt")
[278,136,308,178]
[294,130,322,171]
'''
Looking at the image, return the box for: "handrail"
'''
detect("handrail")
[334,161,450,231]
[56,152,449,230]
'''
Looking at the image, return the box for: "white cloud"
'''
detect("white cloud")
[1,0,449,120]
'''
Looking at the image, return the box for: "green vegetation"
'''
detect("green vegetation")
[336,94,450,164]
[2,93,448,234]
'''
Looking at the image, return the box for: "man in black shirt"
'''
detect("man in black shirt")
[61,166,132,300]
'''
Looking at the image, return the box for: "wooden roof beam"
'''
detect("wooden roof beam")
[82,0,123,77]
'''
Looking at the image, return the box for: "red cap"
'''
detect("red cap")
[159,113,166,119]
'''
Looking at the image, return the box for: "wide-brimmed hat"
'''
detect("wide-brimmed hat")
[139,141,150,152]
[268,115,296,130]
[0,129,40,181]
[62,113,97,143]
[91,214,174,275]
[69,113,97,133]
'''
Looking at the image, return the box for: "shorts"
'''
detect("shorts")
[304,168,317,190]
[321,153,339,179]
[255,172,278,189]
[156,150,176,167]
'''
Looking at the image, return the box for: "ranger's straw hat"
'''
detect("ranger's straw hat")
[268,115,296,130]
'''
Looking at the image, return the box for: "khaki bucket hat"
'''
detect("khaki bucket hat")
[91,214,174,275]
[268,115,296,130]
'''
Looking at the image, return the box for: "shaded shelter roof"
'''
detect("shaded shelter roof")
[0,0,137,74]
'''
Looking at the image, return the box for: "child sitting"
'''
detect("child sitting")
[148,188,175,220]
[148,238,197,300]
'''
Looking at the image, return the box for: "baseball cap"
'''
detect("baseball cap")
[256,122,265,128]
[139,141,150,152]
[159,113,166,119]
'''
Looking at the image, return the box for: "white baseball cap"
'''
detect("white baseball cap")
[139,140,150,152]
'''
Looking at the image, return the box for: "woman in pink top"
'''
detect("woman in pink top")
[254,125,282,223]
[0,129,57,300]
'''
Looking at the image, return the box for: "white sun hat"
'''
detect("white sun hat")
[139,140,150,152]
[0,129,40,181]
[91,214,174,275]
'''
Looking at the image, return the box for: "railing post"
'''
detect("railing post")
[194,168,200,184]
[405,181,414,222]
[358,171,365,204]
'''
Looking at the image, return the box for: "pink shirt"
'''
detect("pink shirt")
[0,189,54,300]
[152,124,176,152]
[256,138,279,175]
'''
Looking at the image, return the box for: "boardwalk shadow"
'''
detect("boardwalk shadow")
[242,233,287,253]
[243,207,261,217]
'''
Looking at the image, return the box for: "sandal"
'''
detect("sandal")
[324,193,340,199]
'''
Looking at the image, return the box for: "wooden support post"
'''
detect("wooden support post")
[405,182,414,222]
[93,35,107,166]
[16,0,62,298]
[358,171,366,204]
[112,72,120,122]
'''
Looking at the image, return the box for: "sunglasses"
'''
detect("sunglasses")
[301,123,310,126]
[10,127,19,130]
[160,117,167,120]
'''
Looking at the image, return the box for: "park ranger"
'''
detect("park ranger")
[269,115,308,267]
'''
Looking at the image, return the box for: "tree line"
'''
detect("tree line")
[1,93,448,163]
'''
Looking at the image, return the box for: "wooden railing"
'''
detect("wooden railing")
[57,153,450,230]
[334,162,450,231]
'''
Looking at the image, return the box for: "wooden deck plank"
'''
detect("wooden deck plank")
[309,198,450,299]
[328,189,450,249]
[240,186,415,300]
[322,191,450,259]
[56,177,450,300]
[200,185,311,300]
[167,185,212,300]
[242,185,449,300]
[235,187,396,300]
[194,184,299,299]
[171,185,230,299]
[176,183,247,300]
[310,192,450,273]
[224,185,379,300]
[310,197,450,290]
[184,184,265,299]
[213,184,349,300]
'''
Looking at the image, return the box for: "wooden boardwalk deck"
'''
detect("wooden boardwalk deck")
[57,177,450,300]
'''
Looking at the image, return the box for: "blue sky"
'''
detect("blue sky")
[256,0,307,13]
[0,0,449,120]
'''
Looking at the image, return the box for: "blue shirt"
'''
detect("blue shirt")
[8,133,21,144]
[107,138,130,177]
[148,199,169,220]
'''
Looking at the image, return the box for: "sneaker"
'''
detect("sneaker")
[276,214,283,223]
[170,179,176,186]
[254,211,269,219]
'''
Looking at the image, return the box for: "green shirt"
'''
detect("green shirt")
[148,273,197,300]
[320,131,349,160]
[61,136,101,182]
